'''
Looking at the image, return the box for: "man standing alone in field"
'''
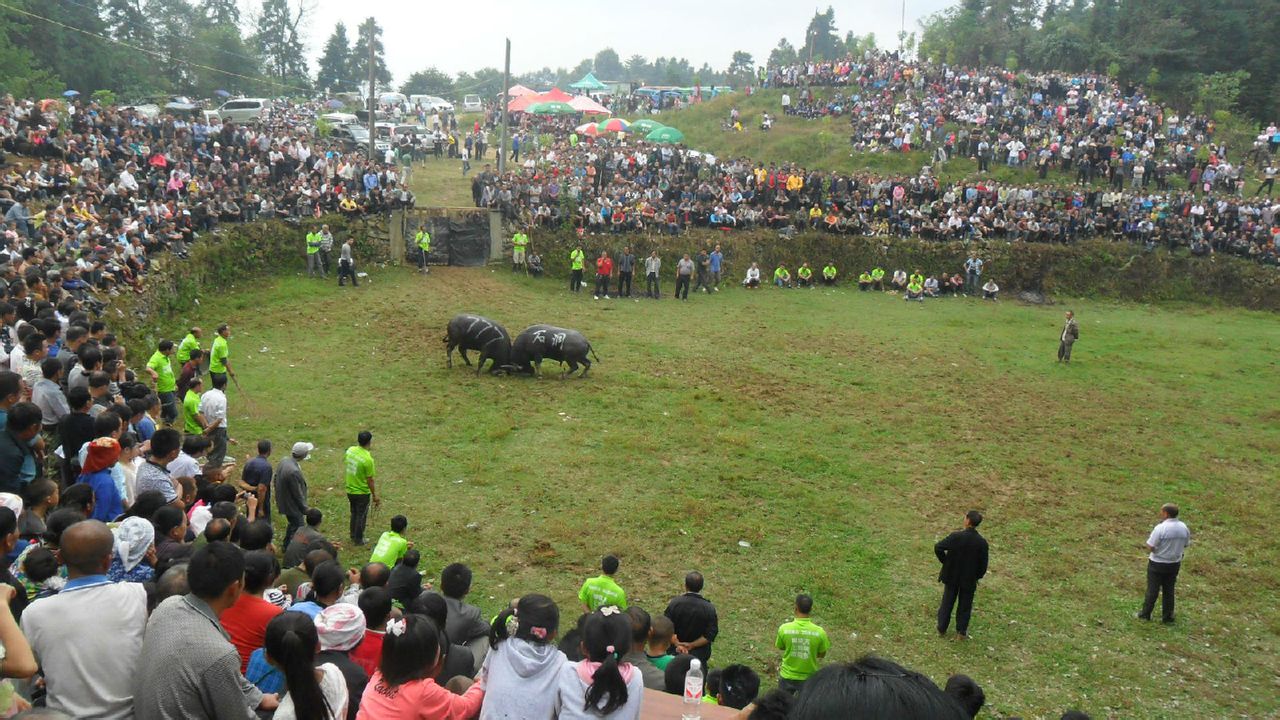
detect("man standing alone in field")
[1137,503,1190,624]
[935,510,989,639]
[345,430,379,546]
[569,246,585,293]
[511,230,528,273]
[1058,311,1079,363]
[209,324,233,387]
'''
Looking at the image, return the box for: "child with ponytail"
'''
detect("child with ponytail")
[480,593,565,719]
[358,614,485,719]
[265,611,349,720]
[554,607,643,719]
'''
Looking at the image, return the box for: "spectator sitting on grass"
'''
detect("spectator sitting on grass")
[387,548,424,608]
[369,515,410,568]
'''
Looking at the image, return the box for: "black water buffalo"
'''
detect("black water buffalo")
[510,324,599,378]
[444,314,512,375]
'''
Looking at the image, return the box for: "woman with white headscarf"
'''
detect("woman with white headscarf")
[108,516,156,583]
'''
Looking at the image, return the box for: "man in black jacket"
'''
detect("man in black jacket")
[935,510,989,638]
[665,571,719,664]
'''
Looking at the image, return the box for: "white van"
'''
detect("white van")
[216,98,271,124]
[462,94,483,112]
[409,94,454,113]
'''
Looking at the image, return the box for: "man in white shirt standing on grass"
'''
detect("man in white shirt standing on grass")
[1137,503,1191,624]
[200,373,230,467]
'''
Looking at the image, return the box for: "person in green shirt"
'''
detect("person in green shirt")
[181,375,218,436]
[775,594,830,694]
[305,227,322,277]
[511,231,529,273]
[909,269,925,288]
[858,271,873,291]
[821,262,837,287]
[870,266,886,291]
[209,324,232,385]
[905,280,925,301]
[797,262,814,288]
[145,339,179,425]
[773,265,792,288]
[370,514,412,567]
[415,228,431,274]
[569,247,585,293]
[578,554,627,612]
[176,327,202,366]
[344,430,379,546]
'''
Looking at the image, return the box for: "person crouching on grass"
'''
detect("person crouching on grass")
[743,263,761,289]
[773,264,792,288]
[905,279,925,302]
[982,279,1000,301]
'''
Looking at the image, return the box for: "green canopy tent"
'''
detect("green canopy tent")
[645,126,685,144]
[629,118,664,134]
[527,101,577,115]
[570,72,608,92]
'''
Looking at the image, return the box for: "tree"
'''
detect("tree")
[146,0,200,93]
[20,0,114,93]
[1194,70,1249,115]
[624,54,649,82]
[254,0,309,91]
[191,23,262,98]
[316,22,353,93]
[728,51,754,82]
[767,38,797,68]
[801,7,842,62]
[401,67,453,97]
[201,0,240,25]
[592,48,623,80]
[350,17,392,91]
[0,1,62,99]
[454,67,504,98]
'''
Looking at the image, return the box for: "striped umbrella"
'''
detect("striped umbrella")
[596,118,631,134]
[575,122,600,137]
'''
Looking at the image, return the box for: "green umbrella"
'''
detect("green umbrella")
[629,118,664,134]
[527,101,576,115]
[645,126,685,144]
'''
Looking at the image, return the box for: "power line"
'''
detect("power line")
[0,0,313,94]
[57,0,267,67]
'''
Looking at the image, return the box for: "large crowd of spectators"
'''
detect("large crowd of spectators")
[0,94,414,300]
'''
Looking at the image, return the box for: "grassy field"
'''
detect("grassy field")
[191,266,1277,719]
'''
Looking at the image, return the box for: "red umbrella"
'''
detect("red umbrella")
[574,122,600,137]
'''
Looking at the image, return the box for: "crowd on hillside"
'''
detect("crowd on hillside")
[0,94,413,279]
[468,123,1280,264]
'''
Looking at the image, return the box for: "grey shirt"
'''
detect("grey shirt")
[340,242,353,264]
[621,649,666,691]
[273,456,308,518]
[618,253,635,273]
[133,594,261,720]
[676,258,694,276]
[32,378,70,426]
[1147,518,1191,564]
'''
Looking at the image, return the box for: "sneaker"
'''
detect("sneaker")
[604,295,610,299]
[593,295,599,300]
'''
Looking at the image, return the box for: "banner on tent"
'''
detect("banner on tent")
[401,209,492,267]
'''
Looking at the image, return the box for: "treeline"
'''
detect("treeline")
[918,0,1279,122]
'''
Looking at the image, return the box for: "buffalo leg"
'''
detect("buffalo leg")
[579,358,591,378]
[475,349,487,376]
[459,348,472,366]
[446,342,456,368]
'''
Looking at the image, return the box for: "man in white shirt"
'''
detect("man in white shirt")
[22,520,148,719]
[199,373,230,467]
[1137,503,1191,624]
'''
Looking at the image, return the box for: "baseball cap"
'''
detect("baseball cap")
[291,442,315,459]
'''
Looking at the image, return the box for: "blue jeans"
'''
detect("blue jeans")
[159,391,178,424]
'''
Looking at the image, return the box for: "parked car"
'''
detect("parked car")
[215,98,272,124]
[330,124,390,155]
[409,94,454,113]
[462,94,483,113]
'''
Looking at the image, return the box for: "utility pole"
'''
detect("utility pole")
[499,38,510,175]
[367,26,377,161]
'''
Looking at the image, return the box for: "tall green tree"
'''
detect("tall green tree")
[400,67,453,97]
[201,0,240,25]
[624,54,649,82]
[0,1,62,99]
[316,22,353,93]
[801,7,842,62]
[592,48,623,80]
[254,0,309,91]
[767,38,797,68]
[350,17,391,91]
[19,0,114,93]
[728,51,754,82]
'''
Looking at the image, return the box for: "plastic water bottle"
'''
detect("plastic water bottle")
[682,658,703,720]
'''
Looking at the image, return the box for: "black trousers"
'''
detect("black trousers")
[338,259,358,286]
[283,513,304,551]
[570,269,583,292]
[646,273,659,297]
[618,271,632,297]
[594,273,609,296]
[1140,560,1180,622]
[675,274,690,299]
[348,493,371,544]
[937,582,976,635]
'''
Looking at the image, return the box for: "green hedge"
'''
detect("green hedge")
[519,228,1279,310]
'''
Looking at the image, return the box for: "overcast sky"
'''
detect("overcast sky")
[301,0,955,84]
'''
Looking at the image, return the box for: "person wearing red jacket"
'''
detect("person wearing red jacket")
[594,251,613,300]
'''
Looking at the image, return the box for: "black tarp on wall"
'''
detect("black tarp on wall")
[404,211,490,267]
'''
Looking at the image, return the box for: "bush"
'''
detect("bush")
[520,227,1278,310]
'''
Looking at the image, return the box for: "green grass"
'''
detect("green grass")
[199,267,1279,718]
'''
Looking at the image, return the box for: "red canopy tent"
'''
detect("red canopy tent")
[505,84,537,97]
[508,88,576,113]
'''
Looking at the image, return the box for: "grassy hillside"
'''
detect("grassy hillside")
[186,266,1279,719]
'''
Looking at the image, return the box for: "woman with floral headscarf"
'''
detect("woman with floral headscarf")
[107,516,155,583]
[78,437,123,522]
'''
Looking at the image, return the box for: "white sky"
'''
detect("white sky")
[298,0,955,84]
